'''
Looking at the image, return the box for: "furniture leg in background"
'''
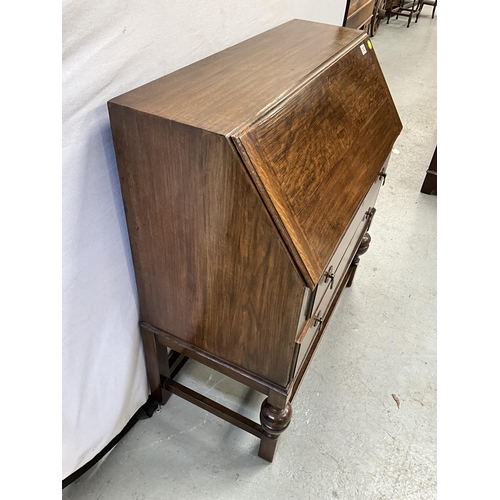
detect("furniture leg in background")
[388,0,420,27]
[420,146,437,195]
[416,0,437,21]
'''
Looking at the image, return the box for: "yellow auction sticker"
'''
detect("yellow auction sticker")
[367,39,373,49]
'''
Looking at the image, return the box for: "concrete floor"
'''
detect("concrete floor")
[63,11,437,500]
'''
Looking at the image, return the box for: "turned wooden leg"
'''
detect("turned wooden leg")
[346,232,371,288]
[258,399,293,462]
[140,326,170,405]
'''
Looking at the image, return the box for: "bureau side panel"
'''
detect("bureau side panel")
[108,104,306,387]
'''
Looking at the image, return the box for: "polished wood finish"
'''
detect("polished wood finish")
[140,326,168,405]
[345,0,376,32]
[108,20,402,462]
[234,36,401,287]
[296,160,386,318]
[108,110,306,387]
[110,20,364,137]
[259,400,293,461]
[143,321,290,401]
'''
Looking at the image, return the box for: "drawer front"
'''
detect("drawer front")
[292,166,388,379]
[295,287,313,338]
[293,214,372,379]
[309,171,384,316]
[294,312,324,379]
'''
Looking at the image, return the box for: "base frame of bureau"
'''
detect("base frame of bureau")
[140,231,372,462]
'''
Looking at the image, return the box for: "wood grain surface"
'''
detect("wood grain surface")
[108,105,307,386]
[108,20,364,136]
[236,39,402,286]
[345,0,376,29]
[108,19,402,394]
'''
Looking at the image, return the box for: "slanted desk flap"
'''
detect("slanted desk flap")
[233,37,402,288]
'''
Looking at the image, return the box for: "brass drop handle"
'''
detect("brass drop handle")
[324,266,335,289]
[364,207,376,221]
[313,311,324,329]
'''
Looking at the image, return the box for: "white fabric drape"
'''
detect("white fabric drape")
[62,0,347,480]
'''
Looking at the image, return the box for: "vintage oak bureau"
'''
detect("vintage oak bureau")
[108,19,402,462]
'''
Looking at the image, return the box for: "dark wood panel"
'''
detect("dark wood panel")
[348,0,374,16]
[139,326,165,404]
[108,105,306,386]
[237,41,402,285]
[108,20,364,136]
[346,0,376,29]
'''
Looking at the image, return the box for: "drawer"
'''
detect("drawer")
[293,310,324,380]
[292,164,389,379]
[309,169,385,317]
[292,215,370,379]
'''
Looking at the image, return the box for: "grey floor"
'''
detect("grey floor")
[63,11,437,500]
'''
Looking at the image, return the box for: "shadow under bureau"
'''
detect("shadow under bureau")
[108,19,402,462]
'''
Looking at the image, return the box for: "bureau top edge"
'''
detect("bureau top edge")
[107,19,365,136]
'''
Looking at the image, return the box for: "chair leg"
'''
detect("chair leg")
[432,1,437,18]
[409,0,419,26]
[407,7,413,27]
[387,0,394,24]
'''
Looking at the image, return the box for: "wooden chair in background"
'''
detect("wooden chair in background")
[390,0,421,27]
[416,0,437,21]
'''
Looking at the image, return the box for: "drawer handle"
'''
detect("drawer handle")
[324,266,335,289]
[364,207,376,221]
[379,172,387,185]
[313,311,324,329]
